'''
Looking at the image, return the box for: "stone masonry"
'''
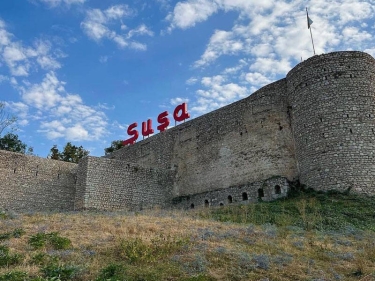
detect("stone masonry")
[0,51,374,212]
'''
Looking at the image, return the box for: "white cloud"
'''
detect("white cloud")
[105,5,133,19]
[167,0,218,30]
[32,0,86,8]
[2,45,29,76]
[342,26,372,44]
[99,56,108,63]
[194,29,246,67]
[14,72,109,141]
[249,57,291,75]
[186,77,198,85]
[243,72,271,87]
[168,0,375,120]
[364,48,375,58]
[65,124,89,141]
[21,72,64,109]
[130,42,147,51]
[127,24,154,38]
[0,75,8,83]
[0,20,11,46]
[170,97,189,105]
[0,22,64,77]
[191,75,248,114]
[167,0,373,70]
[81,5,152,51]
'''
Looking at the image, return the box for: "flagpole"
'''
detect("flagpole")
[306,7,316,55]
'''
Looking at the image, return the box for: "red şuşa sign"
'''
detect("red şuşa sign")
[123,102,190,146]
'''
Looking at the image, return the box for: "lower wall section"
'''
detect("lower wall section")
[0,150,77,212]
[172,177,289,209]
[76,156,175,211]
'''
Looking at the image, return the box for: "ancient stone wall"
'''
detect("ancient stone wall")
[75,156,175,211]
[108,79,298,197]
[172,176,289,209]
[0,150,77,211]
[287,51,375,194]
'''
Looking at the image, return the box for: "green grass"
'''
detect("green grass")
[196,186,375,231]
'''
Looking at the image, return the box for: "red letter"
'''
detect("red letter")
[173,103,190,122]
[142,119,154,137]
[157,111,170,132]
[123,122,139,145]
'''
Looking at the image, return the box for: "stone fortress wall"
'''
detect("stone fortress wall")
[0,51,374,212]
[0,150,77,211]
[107,78,298,197]
[287,51,375,194]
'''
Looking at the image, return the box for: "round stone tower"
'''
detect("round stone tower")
[287,51,375,194]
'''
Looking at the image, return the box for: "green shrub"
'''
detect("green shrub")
[119,238,152,264]
[182,275,216,281]
[28,233,71,250]
[0,245,23,267]
[48,233,71,250]
[118,235,187,264]
[12,228,26,238]
[95,263,127,281]
[30,277,62,281]
[0,232,11,241]
[41,263,79,281]
[29,233,48,249]
[0,211,8,220]
[0,228,26,241]
[0,271,27,281]
[30,253,48,266]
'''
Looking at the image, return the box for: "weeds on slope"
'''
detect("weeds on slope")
[0,189,374,280]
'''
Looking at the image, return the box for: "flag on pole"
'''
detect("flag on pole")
[307,10,313,29]
[306,7,316,55]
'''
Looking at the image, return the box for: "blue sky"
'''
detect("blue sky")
[0,0,374,157]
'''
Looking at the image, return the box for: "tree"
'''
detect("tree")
[0,102,33,155]
[0,102,17,136]
[104,140,124,155]
[49,142,89,163]
[0,133,32,154]
[49,145,60,160]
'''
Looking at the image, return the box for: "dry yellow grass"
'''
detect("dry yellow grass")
[0,208,375,281]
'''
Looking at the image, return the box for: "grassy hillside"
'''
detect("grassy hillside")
[0,189,375,281]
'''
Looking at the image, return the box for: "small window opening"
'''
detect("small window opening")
[240,132,243,136]
[258,188,264,198]
[190,203,195,209]
[279,125,283,131]
[350,74,353,78]
[242,192,248,201]
[220,203,224,207]
[35,171,38,177]
[204,200,209,208]
[346,114,349,118]
[350,128,353,134]
[227,195,233,203]
[305,83,308,86]
[320,118,323,122]
[275,185,281,194]
[13,168,16,173]
[57,173,60,179]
